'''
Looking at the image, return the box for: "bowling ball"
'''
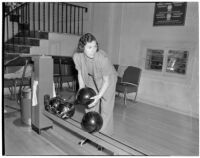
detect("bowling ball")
[81,111,103,133]
[57,101,75,119]
[76,87,96,108]
[44,95,51,111]
[49,96,63,114]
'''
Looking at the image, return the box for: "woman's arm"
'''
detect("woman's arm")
[88,75,109,108]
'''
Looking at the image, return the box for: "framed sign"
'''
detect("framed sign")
[153,2,187,26]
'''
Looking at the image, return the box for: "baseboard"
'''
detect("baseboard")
[137,97,198,119]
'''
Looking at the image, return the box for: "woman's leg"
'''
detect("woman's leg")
[100,76,117,136]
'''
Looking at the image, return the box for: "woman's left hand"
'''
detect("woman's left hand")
[87,95,101,108]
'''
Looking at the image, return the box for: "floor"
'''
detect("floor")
[4,106,66,155]
[3,88,199,156]
[113,97,199,156]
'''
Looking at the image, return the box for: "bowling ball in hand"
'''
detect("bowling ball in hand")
[49,96,63,114]
[76,87,96,108]
[57,101,75,119]
[81,111,103,133]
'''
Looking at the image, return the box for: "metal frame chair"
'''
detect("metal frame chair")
[116,66,141,105]
[4,57,32,101]
[16,59,32,104]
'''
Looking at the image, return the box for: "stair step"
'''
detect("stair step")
[18,23,30,31]
[10,14,20,23]
[4,44,30,54]
[7,37,40,46]
[17,31,49,39]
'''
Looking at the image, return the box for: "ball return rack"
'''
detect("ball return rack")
[43,110,146,156]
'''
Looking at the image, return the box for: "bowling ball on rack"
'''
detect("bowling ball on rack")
[76,87,96,108]
[57,101,75,119]
[44,95,51,112]
[49,96,64,114]
[81,111,103,133]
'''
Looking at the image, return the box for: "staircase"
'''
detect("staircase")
[3,2,88,66]
[4,31,49,65]
[4,2,87,99]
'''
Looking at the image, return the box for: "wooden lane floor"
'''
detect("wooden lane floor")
[113,97,199,156]
[41,123,112,155]
[3,101,66,155]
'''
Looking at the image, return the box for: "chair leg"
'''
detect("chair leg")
[116,92,119,97]
[67,82,70,88]
[74,80,77,92]
[73,80,76,91]
[13,80,17,100]
[8,87,13,99]
[133,91,138,103]
[124,91,127,105]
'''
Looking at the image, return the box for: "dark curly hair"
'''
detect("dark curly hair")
[77,33,99,53]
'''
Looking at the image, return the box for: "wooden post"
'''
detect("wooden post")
[31,55,53,134]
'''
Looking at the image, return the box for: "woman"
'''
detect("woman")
[73,33,117,146]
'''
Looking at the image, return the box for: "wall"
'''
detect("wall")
[119,3,199,118]
[89,3,122,64]
[89,2,199,118]
[119,3,198,66]
[48,33,80,56]
[30,32,80,56]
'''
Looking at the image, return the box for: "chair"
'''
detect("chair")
[116,66,141,105]
[4,58,33,101]
[53,56,77,92]
[16,60,32,103]
[61,64,77,91]
[53,62,61,89]
[4,78,15,99]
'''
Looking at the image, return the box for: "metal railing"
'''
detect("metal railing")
[4,2,87,44]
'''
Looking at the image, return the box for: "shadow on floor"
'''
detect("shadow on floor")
[4,111,18,118]
[13,118,30,127]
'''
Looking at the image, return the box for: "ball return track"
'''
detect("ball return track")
[43,110,146,155]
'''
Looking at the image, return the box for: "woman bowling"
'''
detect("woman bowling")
[73,33,117,147]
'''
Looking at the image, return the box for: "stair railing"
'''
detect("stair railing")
[3,2,88,54]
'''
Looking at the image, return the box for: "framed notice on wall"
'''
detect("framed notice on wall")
[153,2,187,26]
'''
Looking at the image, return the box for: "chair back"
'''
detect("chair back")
[113,64,119,71]
[122,66,141,85]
